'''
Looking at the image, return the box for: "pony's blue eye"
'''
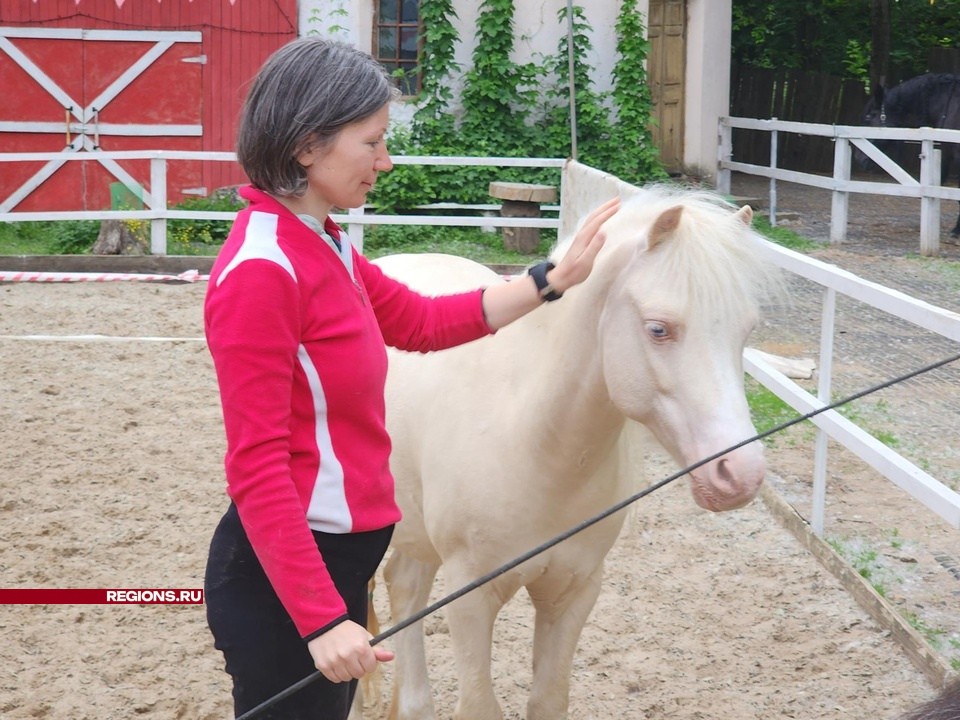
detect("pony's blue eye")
[645,321,670,341]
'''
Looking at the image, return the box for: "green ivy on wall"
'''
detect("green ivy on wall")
[369,0,664,213]
[610,0,664,181]
[412,0,459,146]
[459,0,540,155]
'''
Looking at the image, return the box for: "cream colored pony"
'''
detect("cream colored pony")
[372,186,779,720]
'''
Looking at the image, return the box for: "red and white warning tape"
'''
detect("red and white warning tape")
[0,334,205,342]
[0,269,208,283]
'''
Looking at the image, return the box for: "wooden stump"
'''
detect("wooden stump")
[488,181,557,254]
[92,220,148,255]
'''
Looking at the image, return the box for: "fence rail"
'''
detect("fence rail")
[0,151,566,254]
[744,241,960,534]
[718,116,960,256]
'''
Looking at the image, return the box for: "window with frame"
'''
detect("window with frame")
[373,0,420,96]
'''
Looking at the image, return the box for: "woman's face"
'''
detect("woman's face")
[297,103,393,215]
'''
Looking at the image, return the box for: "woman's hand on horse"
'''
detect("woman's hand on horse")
[307,619,394,683]
[549,196,621,293]
[480,196,620,330]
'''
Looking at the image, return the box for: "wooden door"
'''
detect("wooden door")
[647,0,686,172]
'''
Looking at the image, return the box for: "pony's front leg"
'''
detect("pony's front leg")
[525,566,605,720]
[444,574,509,720]
[384,550,441,720]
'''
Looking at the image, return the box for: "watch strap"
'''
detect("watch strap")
[527,261,563,302]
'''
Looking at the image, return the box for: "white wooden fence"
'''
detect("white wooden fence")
[3,152,959,535]
[743,243,960,534]
[717,117,960,256]
[0,151,564,254]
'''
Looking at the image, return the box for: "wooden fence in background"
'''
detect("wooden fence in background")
[729,64,870,174]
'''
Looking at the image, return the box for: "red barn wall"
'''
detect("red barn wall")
[0,0,298,210]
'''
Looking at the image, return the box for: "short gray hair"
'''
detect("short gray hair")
[236,37,398,197]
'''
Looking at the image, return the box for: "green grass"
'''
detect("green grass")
[744,377,815,447]
[0,220,99,255]
[827,532,960,671]
[827,536,896,598]
[745,379,799,433]
[0,214,552,265]
[833,399,901,449]
[908,255,960,290]
[744,376,902,451]
[0,219,229,257]
[0,192,241,257]
[751,214,821,252]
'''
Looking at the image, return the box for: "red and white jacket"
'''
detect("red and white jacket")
[204,186,493,637]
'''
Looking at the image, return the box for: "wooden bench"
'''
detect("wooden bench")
[489,181,558,254]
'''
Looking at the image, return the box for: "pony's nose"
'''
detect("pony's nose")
[689,446,766,512]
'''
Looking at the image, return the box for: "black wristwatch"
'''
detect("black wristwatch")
[527,261,563,302]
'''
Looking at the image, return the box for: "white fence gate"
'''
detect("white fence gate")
[717,117,960,256]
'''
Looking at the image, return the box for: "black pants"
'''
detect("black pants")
[205,504,393,720]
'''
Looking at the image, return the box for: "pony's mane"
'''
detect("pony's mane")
[555,184,782,319]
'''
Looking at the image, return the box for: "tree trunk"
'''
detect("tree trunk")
[871,0,891,89]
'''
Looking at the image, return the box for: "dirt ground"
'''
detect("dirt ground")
[1,178,959,719]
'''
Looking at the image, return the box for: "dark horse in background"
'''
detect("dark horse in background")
[860,73,960,237]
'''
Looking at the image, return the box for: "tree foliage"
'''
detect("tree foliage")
[732,0,960,84]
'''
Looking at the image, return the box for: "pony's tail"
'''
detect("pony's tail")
[355,578,385,717]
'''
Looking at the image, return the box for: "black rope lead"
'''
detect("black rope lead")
[236,350,960,720]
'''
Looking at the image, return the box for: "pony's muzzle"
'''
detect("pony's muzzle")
[688,444,766,512]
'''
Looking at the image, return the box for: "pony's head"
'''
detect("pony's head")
[560,186,781,511]
[855,83,892,170]
[862,83,889,128]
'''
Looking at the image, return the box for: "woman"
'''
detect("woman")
[203,36,618,719]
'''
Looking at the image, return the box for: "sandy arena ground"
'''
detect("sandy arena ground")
[0,276,953,719]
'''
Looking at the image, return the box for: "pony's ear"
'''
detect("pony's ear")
[648,206,683,248]
[734,204,753,225]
